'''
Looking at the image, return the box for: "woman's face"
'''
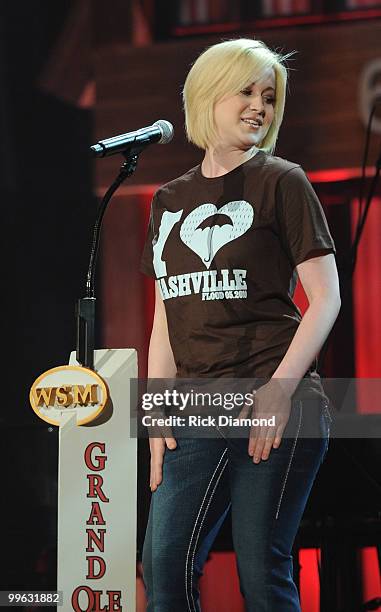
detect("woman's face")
[213,67,276,151]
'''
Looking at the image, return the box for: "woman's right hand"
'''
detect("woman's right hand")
[149,433,177,492]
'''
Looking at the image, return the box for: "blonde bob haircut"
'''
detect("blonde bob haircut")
[183,38,295,153]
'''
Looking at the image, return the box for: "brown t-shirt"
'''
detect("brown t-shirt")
[140,150,336,394]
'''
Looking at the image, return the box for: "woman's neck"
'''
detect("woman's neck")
[201,146,258,178]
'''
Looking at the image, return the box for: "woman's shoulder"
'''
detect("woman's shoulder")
[261,151,302,178]
[154,164,200,201]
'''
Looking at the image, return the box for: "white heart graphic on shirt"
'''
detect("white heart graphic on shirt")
[179,201,254,269]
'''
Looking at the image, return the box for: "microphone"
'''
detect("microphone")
[90,120,174,158]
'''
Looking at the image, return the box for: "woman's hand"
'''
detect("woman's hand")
[241,378,292,463]
[149,428,177,492]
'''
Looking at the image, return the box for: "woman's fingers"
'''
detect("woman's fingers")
[149,430,177,491]
[164,436,177,450]
[149,438,164,491]
[272,425,285,449]
[248,425,260,457]
[248,416,286,461]
[257,434,276,462]
[249,427,276,462]
[249,424,285,461]
[247,380,291,462]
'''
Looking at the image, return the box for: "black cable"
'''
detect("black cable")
[349,155,381,278]
[357,103,378,229]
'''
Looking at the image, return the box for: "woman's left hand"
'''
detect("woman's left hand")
[240,378,292,463]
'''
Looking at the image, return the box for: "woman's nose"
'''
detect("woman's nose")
[249,96,265,114]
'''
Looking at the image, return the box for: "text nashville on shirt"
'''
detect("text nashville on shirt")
[157,268,247,301]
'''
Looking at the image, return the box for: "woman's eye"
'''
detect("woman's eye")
[240,91,276,104]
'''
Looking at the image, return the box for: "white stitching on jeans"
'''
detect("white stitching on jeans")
[321,398,331,458]
[185,448,228,612]
[189,457,228,612]
[275,401,303,521]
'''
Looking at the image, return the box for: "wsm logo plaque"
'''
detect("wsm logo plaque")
[30,365,109,426]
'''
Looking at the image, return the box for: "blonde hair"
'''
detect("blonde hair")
[182,38,296,153]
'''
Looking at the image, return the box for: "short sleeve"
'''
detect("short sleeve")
[275,166,336,267]
[140,196,157,278]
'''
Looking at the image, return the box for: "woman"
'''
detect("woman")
[140,38,341,612]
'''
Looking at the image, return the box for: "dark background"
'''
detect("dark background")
[2,2,380,608]
[2,1,94,593]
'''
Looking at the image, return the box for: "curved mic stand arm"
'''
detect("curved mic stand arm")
[76,148,141,370]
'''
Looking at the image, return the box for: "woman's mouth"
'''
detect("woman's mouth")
[241,118,261,129]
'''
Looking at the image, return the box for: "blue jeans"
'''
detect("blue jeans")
[142,397,331,611]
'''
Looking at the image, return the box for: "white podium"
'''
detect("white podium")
[57,348,138,612]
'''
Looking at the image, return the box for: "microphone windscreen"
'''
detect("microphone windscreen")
[154,120,174,144]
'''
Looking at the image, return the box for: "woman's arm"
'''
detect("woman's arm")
[147,282,177,492]
[248,251,341,463]
[148,281,177,378]
[272,251,341,391]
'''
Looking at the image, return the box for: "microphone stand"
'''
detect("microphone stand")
[76,145,144,370]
